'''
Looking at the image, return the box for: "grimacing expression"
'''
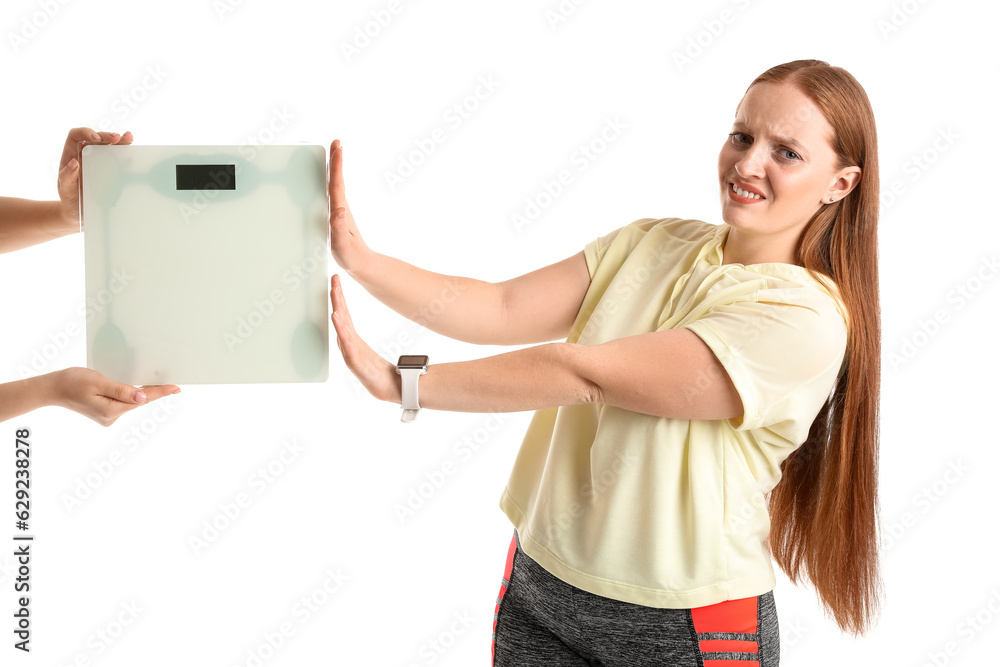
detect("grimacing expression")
[718,80,855,235]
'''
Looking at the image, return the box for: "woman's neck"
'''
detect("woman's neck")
[721,224,802,266]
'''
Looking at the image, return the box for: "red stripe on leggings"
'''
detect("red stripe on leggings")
[491,532,518,665]
[690,595,759,634]
[691,594,760,666]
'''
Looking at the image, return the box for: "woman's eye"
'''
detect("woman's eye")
[728,132,749,144]
[779,148,801,161]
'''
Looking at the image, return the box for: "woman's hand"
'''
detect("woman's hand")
[330,274,400,404]
[57,127,132,229]
[42,367,179,427]
[328,139,373,275]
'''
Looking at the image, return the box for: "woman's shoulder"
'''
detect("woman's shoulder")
[602,217,720,250]
[624,217,717,237]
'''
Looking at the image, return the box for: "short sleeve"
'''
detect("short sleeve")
[584,225,628,279]
[682,288,848,443]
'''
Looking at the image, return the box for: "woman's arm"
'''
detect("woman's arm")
[0,128,130,254]
[0,375,48,421]
[331,274,743,421]
[0,368,180,427]
[328,140,591,346]
[0,198,76,254]
[351,249,591,345]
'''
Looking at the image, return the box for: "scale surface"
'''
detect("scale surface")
[81,144,329,385]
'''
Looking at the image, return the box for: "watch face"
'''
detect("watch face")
[397,355,429,369]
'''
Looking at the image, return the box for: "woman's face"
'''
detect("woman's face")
[717,80,857,237]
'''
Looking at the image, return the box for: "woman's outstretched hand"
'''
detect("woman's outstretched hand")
[328,139,373,275]
[43,367,179,427]
[330,274,399,404]
[57,127,132,228]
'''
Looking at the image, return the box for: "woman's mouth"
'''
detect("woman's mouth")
[729,182,766,204]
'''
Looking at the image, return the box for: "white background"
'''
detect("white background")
[1,0,997,665]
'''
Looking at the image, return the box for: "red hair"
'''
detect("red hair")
[741,60,883,636]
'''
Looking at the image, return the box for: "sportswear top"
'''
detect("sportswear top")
[499,217,849,607]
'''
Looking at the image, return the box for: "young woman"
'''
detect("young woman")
[328,59,881,666]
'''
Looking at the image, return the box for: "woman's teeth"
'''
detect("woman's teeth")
[732,183,763,199]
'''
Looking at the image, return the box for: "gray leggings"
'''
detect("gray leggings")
[491,531,780,666]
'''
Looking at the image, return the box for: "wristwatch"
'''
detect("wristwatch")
[395,355,429,422]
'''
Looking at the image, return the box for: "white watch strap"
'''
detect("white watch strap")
[398,367,425,422]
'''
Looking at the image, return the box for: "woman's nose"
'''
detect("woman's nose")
[735,147,766,179]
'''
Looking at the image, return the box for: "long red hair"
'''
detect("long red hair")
[743,60,883,636]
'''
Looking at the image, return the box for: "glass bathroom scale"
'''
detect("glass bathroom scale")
[80,144,329,385]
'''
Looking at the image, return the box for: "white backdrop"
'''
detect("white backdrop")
[1,0,997,665]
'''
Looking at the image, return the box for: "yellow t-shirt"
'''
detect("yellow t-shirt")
[498,217,849,608]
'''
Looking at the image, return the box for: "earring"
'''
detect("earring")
[829,197,835,202]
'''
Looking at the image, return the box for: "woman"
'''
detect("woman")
[329,59,881,665]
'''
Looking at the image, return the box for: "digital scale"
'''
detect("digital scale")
[80,144,330,385]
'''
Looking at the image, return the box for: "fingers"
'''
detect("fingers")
[105,379,150,404]
[96,382,180,426]
[66,127,102,144]
[328,139,346,211]
[135,384,182,402]
[62,127,133,170]
[330,274,356,330]
[92,131,129,144]
[57,156,80,194]
[330,274,361,365]
[61,127,100,169]
[329,274,395,403]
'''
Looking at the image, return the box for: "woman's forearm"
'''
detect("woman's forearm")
[0,198,75,254]
[0,375,51,423]
[391,329,743,421]
[351,250,508,345]
[417,342,598,414]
